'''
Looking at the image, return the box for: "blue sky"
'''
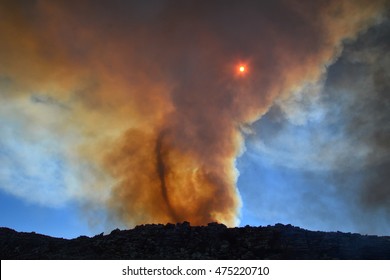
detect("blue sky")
[0,191,94,238]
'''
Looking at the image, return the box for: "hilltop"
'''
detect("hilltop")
[1,222,390,259]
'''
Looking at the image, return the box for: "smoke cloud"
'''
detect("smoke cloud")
[244,16,390,234]
[0,0,387,229]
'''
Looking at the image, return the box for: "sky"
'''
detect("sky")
[0,0,389,239]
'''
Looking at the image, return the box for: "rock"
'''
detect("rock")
[0,224,390,259]
[110,228,121,235]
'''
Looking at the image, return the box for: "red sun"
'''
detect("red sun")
[237,64,247,75]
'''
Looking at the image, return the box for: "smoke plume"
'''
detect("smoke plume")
[0,0,387,229]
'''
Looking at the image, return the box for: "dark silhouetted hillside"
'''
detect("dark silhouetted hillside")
[1,222,390,259]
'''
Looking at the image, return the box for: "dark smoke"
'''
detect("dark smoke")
[155,130,181,222]
[242,15,390,234]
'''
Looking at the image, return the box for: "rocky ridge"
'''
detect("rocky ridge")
[1,222,390,259]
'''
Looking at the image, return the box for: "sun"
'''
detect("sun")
[234,62,249,77]
[237,64,248,76]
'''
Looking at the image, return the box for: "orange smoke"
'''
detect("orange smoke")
[105,127,241,226]
[0,0,387,228]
